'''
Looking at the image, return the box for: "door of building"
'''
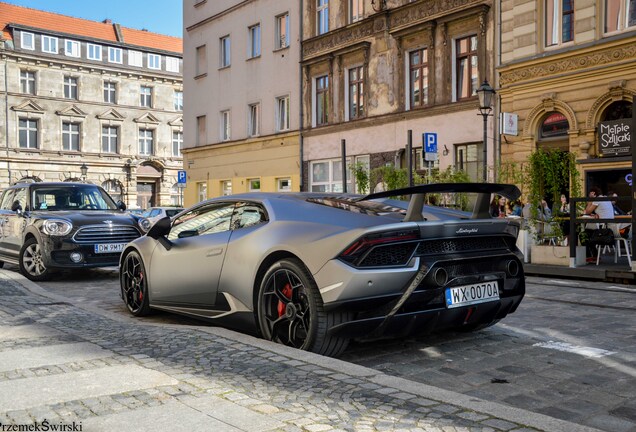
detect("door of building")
[136,182,155,209]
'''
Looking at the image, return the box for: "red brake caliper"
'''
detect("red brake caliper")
[277,283,292,317]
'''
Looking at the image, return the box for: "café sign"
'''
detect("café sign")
[598,119,631,157]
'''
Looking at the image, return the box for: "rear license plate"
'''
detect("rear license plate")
[445,281,500,309]
[94,243,126,254]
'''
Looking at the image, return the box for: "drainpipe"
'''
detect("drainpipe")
[299,0,305,191]
[4,56,11,185]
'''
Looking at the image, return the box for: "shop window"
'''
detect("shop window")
[540,112,569,139]
[602,100,632,121]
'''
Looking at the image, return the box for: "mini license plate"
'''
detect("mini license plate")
[445,281,500,309]
[94,243,126,254]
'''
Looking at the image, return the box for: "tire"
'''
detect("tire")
[19,237,52,281]
[120,250,151,316]
[257,258,351,357]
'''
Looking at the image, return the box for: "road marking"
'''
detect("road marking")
[533,341,616,358]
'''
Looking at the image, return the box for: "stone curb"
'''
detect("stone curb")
[1,269,603,432]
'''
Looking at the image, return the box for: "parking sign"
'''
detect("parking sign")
[177,170,187,184]
[423,133,438,153]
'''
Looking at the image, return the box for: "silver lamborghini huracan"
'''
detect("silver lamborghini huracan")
[119,183,525,357]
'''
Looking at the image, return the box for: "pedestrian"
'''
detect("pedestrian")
[554,194,571,242]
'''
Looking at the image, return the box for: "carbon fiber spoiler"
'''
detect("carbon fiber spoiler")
[356,183,522,222]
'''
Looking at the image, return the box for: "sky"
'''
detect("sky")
[2,0,183,37]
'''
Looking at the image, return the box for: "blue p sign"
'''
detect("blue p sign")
[177,170,187,184]
[424,133,438,153]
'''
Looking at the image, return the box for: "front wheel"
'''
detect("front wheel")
[19,237,52,281]
[120,250,151,316]
[257,258,350,357]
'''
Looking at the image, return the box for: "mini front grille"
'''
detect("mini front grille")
[73,225,141,244]
[416,237,507,256]
[358,243,417,267]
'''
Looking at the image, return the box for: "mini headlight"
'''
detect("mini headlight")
[138,218,152,232]
[42,219,73,236]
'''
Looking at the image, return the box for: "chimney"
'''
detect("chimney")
[102,19,112,24]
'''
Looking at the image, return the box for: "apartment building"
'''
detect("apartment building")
[301,0,498,192]
[0,2,183,209]
[182,0,301,204]
[498,0,636,200]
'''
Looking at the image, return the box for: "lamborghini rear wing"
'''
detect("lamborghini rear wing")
[355,183,522,222]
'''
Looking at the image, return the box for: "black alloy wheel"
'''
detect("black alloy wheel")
[257,258,350,357]
[19,237,52,281]
[120,251,151,316]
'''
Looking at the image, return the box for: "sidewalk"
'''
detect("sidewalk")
[0,269,601,432]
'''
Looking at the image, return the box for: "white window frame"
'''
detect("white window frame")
[104,81,116,103]
[18,118,38,149]
[349,0,363,23]
[317,0,329,35]
[353,155,370,193]
[172,131,183,157]
[248,24,261,58]
[140,86,153,108]
[102,125,118,153]
[65,40,80,57]
[138,128,154,156]
[62,122,80,152]
[129,50,143,67]
[21,31,35,50]
[166,56,180,72]
[64,76,78,100]
[87,43,102,60]
[221,180,233,196]
[197,182,208,202]
[42,35,58,54]
[220,110,231,141]
[148,53,161,70]
[248,178,261,192]
[174,91,183,111]
[604,0,636,33]
[220,36,231,68]
[277,178,292,192]
[310,158,352,193]
[545,0,574,47]
[109,47,123,64]
[20,70,36,95]
[276,13,290,49]
[248,103,260,137]
[276,95,290,131]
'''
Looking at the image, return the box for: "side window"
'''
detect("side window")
[168,202,235,240]
[231,202,268,230]
[12,188,28,211]
[0,190,15,210]
[150,209,161,217]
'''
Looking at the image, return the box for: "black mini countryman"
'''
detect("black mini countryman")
[0,182,151,281]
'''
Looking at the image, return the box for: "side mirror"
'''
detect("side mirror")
[177,230,198,239]
[147,216,171,239]
[116,200,127,211]
[11,200,23,214]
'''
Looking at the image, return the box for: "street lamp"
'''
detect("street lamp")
[476,80,495,182]
[80,163,88,181]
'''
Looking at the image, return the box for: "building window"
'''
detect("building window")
[220,36,231,68]
[277,178,292,192]
[65,40,80,57]
[109,47,123,63]
[315,75,329,126]
[310,159,352,192]
[139,129,154,156]
[196,45,207,75]
[104,82,117,103]
[221,110,231,141]
[19,119,38,149]
[248,103,260,137]
[197,182,207,202]
[317,0,329,35]
[409,48,428,108]
[248,178,261,192]
[276,96,290,131]
[276,13,290,49]
[249,24,261,58]
[62,122,80,151]
[20,71,36,95]
[148,53,161,69]
[42,36,58,54]
[129,50,143,67]
[605,0,636,32]
[455,143,482,181]
[348,66,364,120]
[170,183,181,206]
[174,91,183,111]
[64,76,78,100]
[455,35,478,101]
[546,0,574,46]
[540,112,569,139]
[349,0,363,23]
[197,115,207,146]
[102,126,118,153]
[353,155,370,193]
[140,86,152,107]
[21,31,34,50]
[172,131,183,156]
[221,180,232,196]
[87,43,102,60]
[166,56,180,72]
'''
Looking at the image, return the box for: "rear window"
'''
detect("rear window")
[306,197,406,216]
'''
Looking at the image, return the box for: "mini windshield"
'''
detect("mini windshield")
[31,185,117,211]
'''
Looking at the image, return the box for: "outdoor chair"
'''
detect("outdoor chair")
[595,224,631,265]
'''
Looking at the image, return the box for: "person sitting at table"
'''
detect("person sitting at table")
[554,194,571,242]
[608,191,626,216]
[582,186,614,262]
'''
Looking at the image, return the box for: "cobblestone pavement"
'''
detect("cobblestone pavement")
[0,268,597,432]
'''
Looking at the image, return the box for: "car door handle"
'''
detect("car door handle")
[206,248,223,257]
